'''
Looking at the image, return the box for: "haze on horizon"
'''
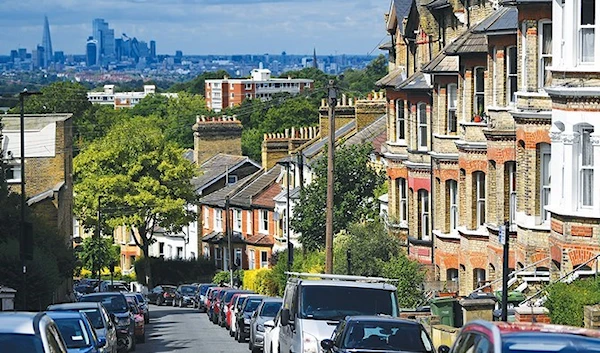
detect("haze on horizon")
[0,0,389,56]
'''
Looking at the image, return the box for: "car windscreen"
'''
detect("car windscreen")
[300,286,397,320]
[81,294,128,314]
[343,321,432,352]
[260,302,282,317]
[180,286,196,294]
[244,298,263,312]
[164,287,176,293]
[200,285,214,295]
[236,297,247,311]
[502,333,600,353]
[54,318,92,349]
[224,291,240,303]
[135,294,145,303]
[79,308,104,329]
[0,333,44,353]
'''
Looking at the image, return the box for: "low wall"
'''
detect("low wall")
[431,325,459,348]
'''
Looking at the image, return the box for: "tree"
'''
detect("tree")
[167,70,231,96]
[340,55,388,96]
[381,254,427,308]
[291,143,385,251]
[164,92,211,149]
[74,116,198,286]
[77,237,120,274]
[14,81,91,118]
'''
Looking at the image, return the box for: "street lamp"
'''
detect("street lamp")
[276,157,293,272]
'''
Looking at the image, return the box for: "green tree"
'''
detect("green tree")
[546,278,600,326]
[291,143,385,250]
[130,94,169,117]
[340,55,388,96]
[14,81,91,118]
[381,254,427,308]
[164,92,211,149]
[74,116,198,286]
[168,70,231,96]
[280,67,332,90]
[77,237,120,274]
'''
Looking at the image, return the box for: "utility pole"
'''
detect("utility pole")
[19,89,41,309]
[501,220,510,322]
[97,195,102,291]
[286,161,292,271]
[325,80,337,274]
[225,196,233,287]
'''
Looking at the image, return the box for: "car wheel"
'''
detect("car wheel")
[251,346,260,353]
[157,297,163,306]
[179,300,183,308]
[229,328,234,337]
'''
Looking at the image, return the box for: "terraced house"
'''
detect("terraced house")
[379,0,600,296]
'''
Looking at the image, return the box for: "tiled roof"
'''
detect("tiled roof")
[246,234,274,246]
[303,120,356,159]
[376,67,407,88]
[191,154,257,192]
[422,50,459,73]
[426,0,451,10]
[394,0,414,31]
[445,30,488,55]
[344,115,387,151]
[252,182,282,209]
[230,166,282,208]
[199,172,258,208]
[395,71,432,90]
[473,6,517,33]
[202,231,245,244]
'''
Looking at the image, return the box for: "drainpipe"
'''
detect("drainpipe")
[429,90,435,268]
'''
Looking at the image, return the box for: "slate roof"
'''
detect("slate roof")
[376,67,407,88]
[202,231,245,244]
[199,172,258,208]
[426,0,451,10]
[445,30,488,55]
[473,6,517,33]
[191,154,258,192]
[230,165,282,208]
[394,0,414,33]
[274,186,301,203]
[395,71,432,90]
[303,120,356,159]
[27,182,65,206]
[422,50,459,73]
[344,115,387,150]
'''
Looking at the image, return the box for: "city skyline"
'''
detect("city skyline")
[0,0,389,56]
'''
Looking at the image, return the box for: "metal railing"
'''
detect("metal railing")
[469,257,551,295]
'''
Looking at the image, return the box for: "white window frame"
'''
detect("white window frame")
[474,67,485,118]
[449,180,458,231]
[5,163,22,183]
[228,175,238,185]
[395,99,405,141]
[538,20,552,89]
[247,210,252,234]
[539,145,551,222]
[417,102,428,150]
[215,209,223,231]
[203,206,210,229]
[245,83,252,90]
[248,249,256,270]
[418,190,430,240]
[507,162,517,225]
[475,172,486,227]
[234,248,242,268]
[203,245,209,259]
[506,46,517,104]
[447,84,457,134]
[579,126,594,208]
[578,0,597,64]
[259,209,269,234]
[233,209,242,232]
[260,251,268,268]
[398,178,408,224]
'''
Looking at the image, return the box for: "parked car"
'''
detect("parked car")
[230,293,254,338]
[194,283,216,311]
[0,312,68,353]
[46,310,107,353]
[219,289,251,327]
[205,287,223,319]
[47,302,118,353]
[147,285,177,306]
[132,293,150,324]
[235,295,266,343]
[277,273,399,353]
[207,287,226,323]
[211,287,230,324]
[438,320,600,353]
[249,298,283,353]
[124,297,146,344]
[320,315,435,353]
[227,292,251,330]
[173,284,197,307]
[263,310,281,353]
[97,281,129,293]
[80,292,136,352]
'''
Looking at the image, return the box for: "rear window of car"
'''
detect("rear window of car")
[217,289,227,300]
[200,285,215,295]
[54,318,92,349]
[502,333,600,353]
[260,302,282,317]
[244,298,263,312]
[0,333,44,353]
[180,286,196,294]
[80,308,104,329]
[135,294,145,303]
[80,294,128,314]
[164,287,176,293]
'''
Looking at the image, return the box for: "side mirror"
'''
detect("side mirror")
[321,339,334,351]
[264,320,275,329]
[280,308,290,326]
[438,345,451,353]
[97,337,107,348]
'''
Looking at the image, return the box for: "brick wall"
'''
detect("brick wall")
[192,115,243,165]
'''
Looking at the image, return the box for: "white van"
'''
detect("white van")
[277,272,399,353]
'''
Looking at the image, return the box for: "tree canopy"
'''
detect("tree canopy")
[291,142,385,251]
[73,115,198,285]
[167,70,231,95]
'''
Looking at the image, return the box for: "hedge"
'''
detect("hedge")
[546,278,600,327]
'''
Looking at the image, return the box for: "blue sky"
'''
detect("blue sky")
[0,0,390,56]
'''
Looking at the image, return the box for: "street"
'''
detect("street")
[137,304,249,353]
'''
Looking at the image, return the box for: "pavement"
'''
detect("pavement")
[137,304,249,353]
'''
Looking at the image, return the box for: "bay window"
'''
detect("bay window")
[579,0,596,63]
[417,102,428,150]
[506,46,517,103]
[539,145,551,222]
[474,67,485,118]
[580,127,594,207]
[447,84,457,134]
[398,178,407,223]
[539,21,552,88]
[396,99,405,141]
[418,190,430,240]
[474,172,486,227]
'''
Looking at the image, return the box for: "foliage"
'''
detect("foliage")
[279,67,332,90]
[380,254,426,308]
[339,55,388,97]
[291,143,385,250]
[76,237,120,274]
[167,70,231,96]
[73,116,198,286]
[243,269,278,296]
[267,249,326,297]
[212,270,245,286]
[135,257,217,286]
[13,81,92,118]
[163,92,211,148]
[546,278,600,327]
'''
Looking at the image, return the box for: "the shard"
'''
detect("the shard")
[41,15,53,67]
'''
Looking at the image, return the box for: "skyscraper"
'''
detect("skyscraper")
[86,36,98,66]
[150,40,156,59]
[41,16,53,67]
[92,18,115,64]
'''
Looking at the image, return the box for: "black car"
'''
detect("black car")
[80,292,137,352]
[147,285,177,306]
[194,283,215,310]
[235,295,265,343]
[321,315,435,353]
[173,284,197,307]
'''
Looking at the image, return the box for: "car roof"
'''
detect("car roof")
[82,292,125,297]
[295,279,397,291]
[260,298,283,303]
[0,312,46,335]
[45,311,86,320]
[47,302,104,311]
[492,321,600,338]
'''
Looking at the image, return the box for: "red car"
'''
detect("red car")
[439,320,600,353]
[211,288,228,324]
[125,296,145,343]
[206,287,225,322]
[227,293,244,329]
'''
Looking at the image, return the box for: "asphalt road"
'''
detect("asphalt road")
[137,304,250,353]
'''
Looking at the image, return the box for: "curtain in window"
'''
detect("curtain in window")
[581,29,595,62]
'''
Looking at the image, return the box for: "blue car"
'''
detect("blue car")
[46,311,106,353]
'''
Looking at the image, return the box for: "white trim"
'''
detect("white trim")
[417,102,428,150]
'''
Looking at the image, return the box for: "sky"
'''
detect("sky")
[0,0,391,56]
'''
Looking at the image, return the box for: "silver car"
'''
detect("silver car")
[249,298,283,353]
[0,312,68,353]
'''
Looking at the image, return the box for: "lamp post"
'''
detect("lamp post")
[277,158,293,272]
[96,195,103,291]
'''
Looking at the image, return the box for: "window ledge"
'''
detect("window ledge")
[433,229,460,240]
[460,121,487,127]
[387,140,407,147]
[547,206,600,220]
[433,133,460,140]
[550,65,600,74]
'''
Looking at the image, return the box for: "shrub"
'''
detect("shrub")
[546,278,600,327]
[212,270,244,286]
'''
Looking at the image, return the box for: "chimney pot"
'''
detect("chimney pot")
[342,93,347,106]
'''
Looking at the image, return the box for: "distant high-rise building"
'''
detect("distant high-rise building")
[10,50,18,62]
[86,36,98,66]
[313,48,318,69]
[41,16,53,67]
[18,48,27,61]
[115,38,123,61]
[150,40,156,59]
[92,18,115,64]
[53,51,64,64]
[175,50,183,64]
[33,45,45,69]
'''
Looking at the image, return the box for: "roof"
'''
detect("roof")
[230,165,282,208]
[422,50,459,73]
[245,233,274,246]
[394,0,415,34]
[425,0,451,10]
[445,30,488,55]
[375,67,407,88]
[378,40,393,51]
[473,7,518,34]
[274,186,301,202]
[191,154,259,193]
[344,115,387,152]
[303,120,356,159]
[395,71,432,90]
[27,181,65,206]
[45,311,86,320]
[346,315,423,324]
[0,312,45,334]
[199,172,258,208]
[0,113,72,131]
[202,231,246,244]
[492,322,600,338]
[295,279,397,291]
